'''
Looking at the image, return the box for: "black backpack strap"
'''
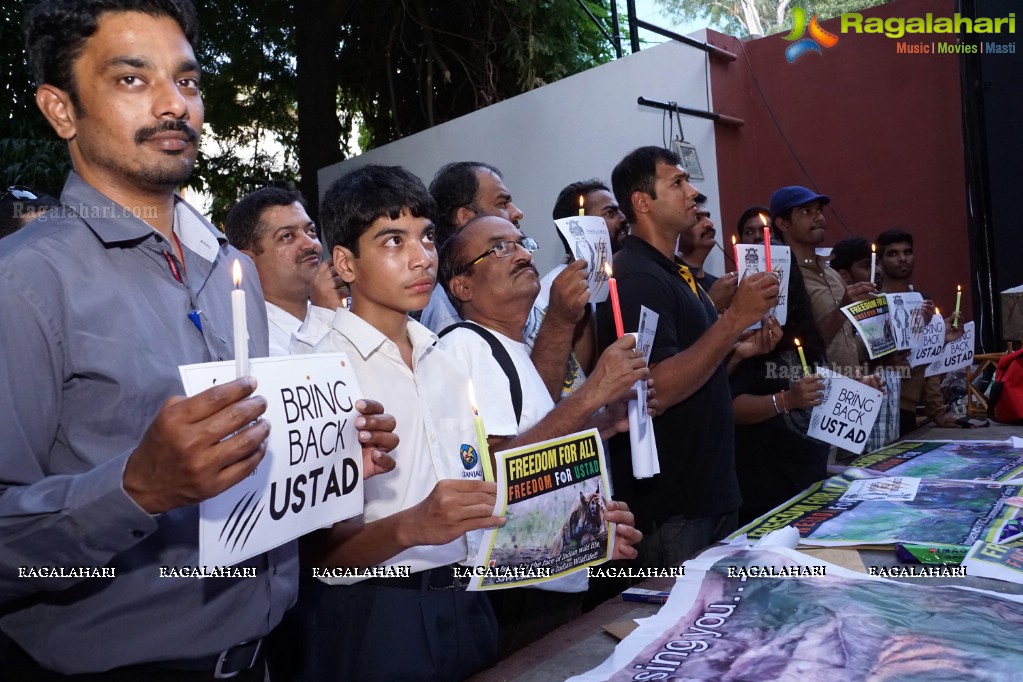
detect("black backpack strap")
[439,322,522,425]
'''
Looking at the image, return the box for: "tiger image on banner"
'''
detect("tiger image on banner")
[550,486,608,557]
[467,429,615,591]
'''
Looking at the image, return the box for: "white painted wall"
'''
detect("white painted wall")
[319,36,725,277]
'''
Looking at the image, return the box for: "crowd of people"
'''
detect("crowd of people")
[0,0,972,680]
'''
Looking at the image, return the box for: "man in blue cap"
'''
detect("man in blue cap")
[770,186,876,375]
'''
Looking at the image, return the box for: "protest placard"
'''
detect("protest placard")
[807,367,883,454]
[735,243,790,325]
[554,215,612,303]
[909,307,947,368]
[628,306,659,479]
[885,292,925,351]
[926,321,976,377]
[841,296,896,359]
[568,544,1023,681]
[467,429,614,590]
[179,353,364,567]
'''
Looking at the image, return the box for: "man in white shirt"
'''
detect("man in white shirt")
[437,214,652,652]
[224,187,343,355]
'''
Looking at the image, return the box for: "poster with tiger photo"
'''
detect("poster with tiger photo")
[466,429,615,591]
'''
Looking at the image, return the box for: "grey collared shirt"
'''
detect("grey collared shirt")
[0,173,296,674]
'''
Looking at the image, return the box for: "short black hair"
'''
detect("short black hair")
[611,146,680,224]
[436,215,487,312]
[25,0,200,110]
[319,165,435,258]
[830,236,871,272]
[224,187,305,254]
[429,161,501,247]
[876,229,913,254]
[0,189,60,239]
[552,179,609,220]
[737,205,770,235]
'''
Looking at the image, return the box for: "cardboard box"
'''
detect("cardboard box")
[1002,284,1023,343]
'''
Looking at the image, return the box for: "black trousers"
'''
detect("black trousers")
[267,575,498,682]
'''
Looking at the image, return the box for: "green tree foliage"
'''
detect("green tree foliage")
[2,0,616,223]
[654,0,890,38]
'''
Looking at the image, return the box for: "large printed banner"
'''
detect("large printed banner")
[807,367,883,454]
[467,429,613,590]
[728,469,1022,552]
[554,215,612,304]
[925,321,976,377]
[568,544,1023,681]
[736,243,790,326]
[179,354,364,567]
[847,439,1023,482]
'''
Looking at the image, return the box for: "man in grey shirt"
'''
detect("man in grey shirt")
[0,0,395,677]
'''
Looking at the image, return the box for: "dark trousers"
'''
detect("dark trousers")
[0,644,265,682]
[637,512,738,568]
[267,575,498,682]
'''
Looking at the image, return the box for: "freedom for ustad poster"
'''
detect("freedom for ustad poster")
[727,468,1022,552]
[568,544,1023,681]
[847,439,1023,482]
[179,353,364,567]
[467,429,614,591]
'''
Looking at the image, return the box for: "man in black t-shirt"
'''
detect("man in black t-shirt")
[598,146,779,567]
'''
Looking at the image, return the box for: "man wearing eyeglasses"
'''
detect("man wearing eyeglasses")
[424,161,593,404]
[770,185,876,375]
[437,214,651,652]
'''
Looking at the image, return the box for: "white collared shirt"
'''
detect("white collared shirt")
[311,308,485,584]
[266,301,334,357]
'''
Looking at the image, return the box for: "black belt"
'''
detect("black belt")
[362,564,469,591]
[159,639,263,679]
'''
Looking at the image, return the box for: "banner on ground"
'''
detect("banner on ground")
[727,469,1022,553]
[568,544,1023,681]
[179,353,364,567]
[847,439,1023,482]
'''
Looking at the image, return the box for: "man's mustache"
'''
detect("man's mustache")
[135,120,199,145]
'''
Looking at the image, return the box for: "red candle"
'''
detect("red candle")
[761,215,772,273]
[605,262,624,339]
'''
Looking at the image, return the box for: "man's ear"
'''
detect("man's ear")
[333,245,357,284]
[454,206,476,229]
[773,217,788,236]
[35,85,77,141]
[631,191,650,217]
[448,273,472,306]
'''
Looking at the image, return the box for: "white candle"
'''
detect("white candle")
[870,243,877,285]
[232,260,249,378]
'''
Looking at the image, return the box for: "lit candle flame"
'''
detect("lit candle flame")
[759,214,768,227]
[731,235,737,246]
[957,284,962,292]
[936,307,941,315]
[578,195,585,209]
[232,259,242,288]
[467,380,479,416]
[794,338,801,348]
[871,243,876,253]
[604,262,613,277]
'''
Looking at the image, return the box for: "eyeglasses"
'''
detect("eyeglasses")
[454,237,538,275]
[2,186,39,202]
